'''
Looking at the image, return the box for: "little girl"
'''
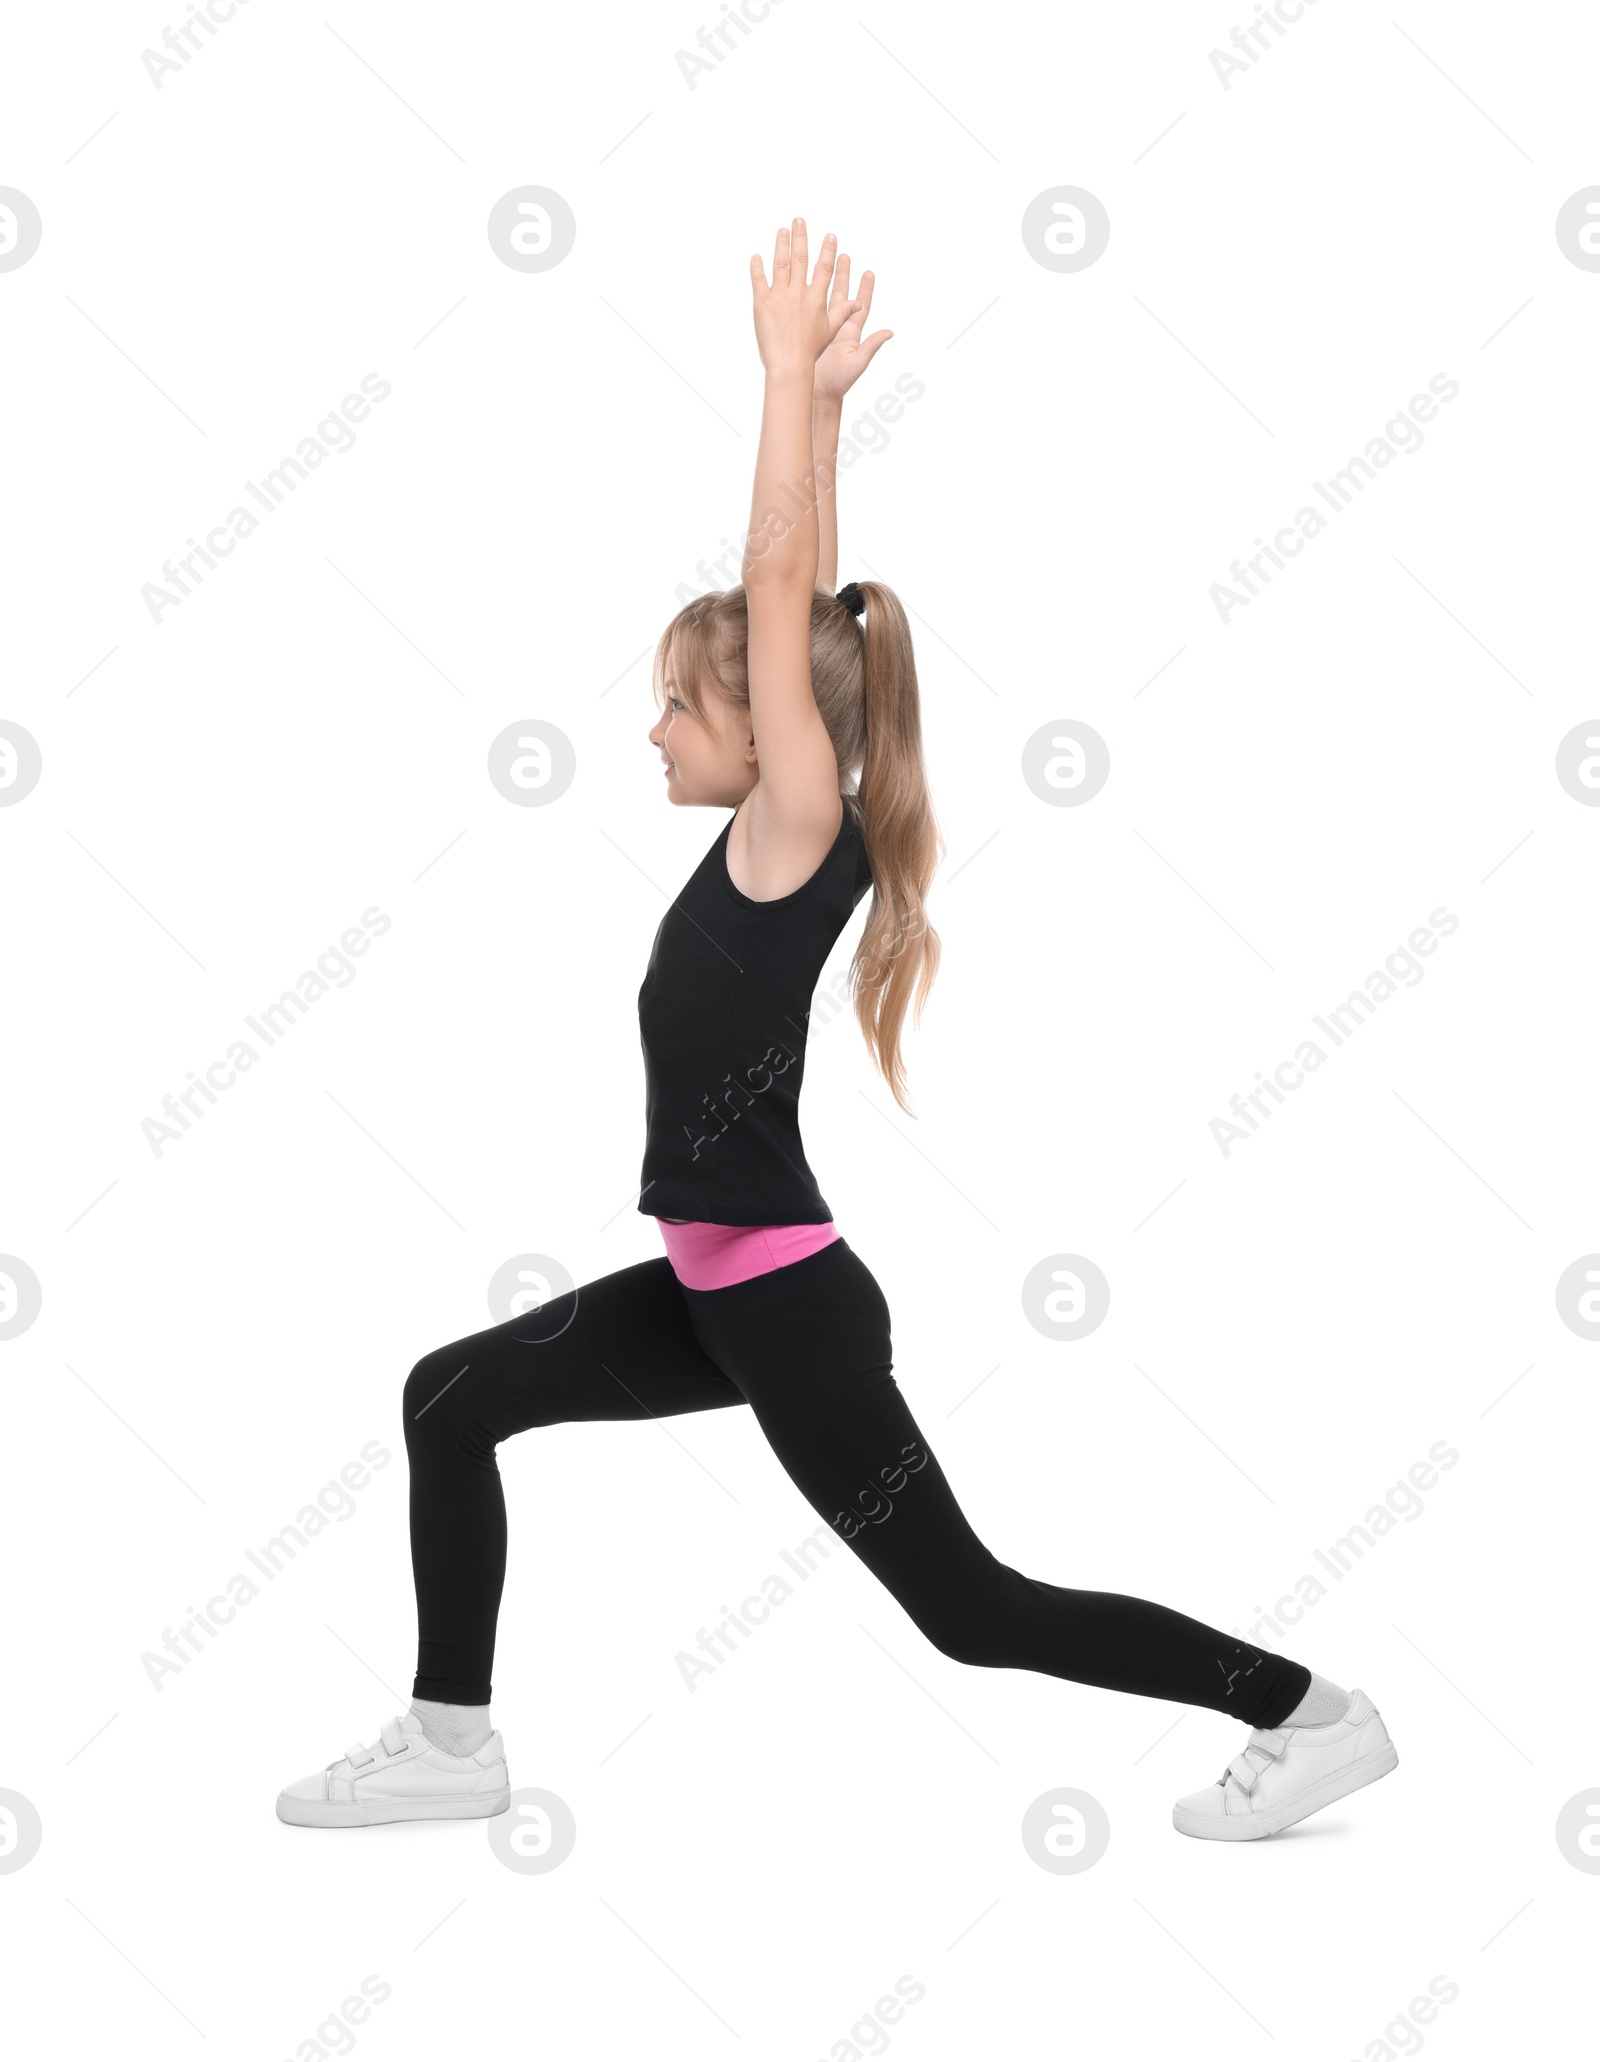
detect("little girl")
[277,218,1397,1843]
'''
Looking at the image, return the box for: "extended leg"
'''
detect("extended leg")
[684,1242,1311,1726]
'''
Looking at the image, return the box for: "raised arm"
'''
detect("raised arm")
[811,258,892,594]
[736,220,859,877]
[741,220,837,600]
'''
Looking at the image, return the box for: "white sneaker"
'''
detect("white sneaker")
[1172,1687,1398,1840]
[276,1711,511,1828]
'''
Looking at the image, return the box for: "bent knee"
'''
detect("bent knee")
[915,1574,1014,1669]
[403,1347,482,1454]
[925,1619,1009,1669]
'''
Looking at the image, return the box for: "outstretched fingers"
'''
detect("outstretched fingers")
[759,218,850,300]
[832,266,871,346]
[809,229,841,297]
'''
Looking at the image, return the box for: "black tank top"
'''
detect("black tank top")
[637,797,873,1225]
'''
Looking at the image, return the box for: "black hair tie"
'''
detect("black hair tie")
[837,581,865,617]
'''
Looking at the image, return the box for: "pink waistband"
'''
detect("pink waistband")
[656,1217,840,1289]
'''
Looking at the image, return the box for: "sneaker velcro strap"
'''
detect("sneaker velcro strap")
[379,1717,406,1757]
[1226,1751,1263,1793]
[1248,1728,1288,1759]
[345,1741,375,1769]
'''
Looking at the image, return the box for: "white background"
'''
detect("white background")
[3,0,1597,2053]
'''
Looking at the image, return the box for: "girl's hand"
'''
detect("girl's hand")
[814,256,893,405]
[750,218,857,378]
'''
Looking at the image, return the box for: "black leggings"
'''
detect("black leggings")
[403,1238,1311,1727]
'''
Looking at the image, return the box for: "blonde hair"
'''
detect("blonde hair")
[653,580,942,1113]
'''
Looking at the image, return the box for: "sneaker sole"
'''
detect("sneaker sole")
[1172,1740,1398,1841]
[276,1788,511,1828]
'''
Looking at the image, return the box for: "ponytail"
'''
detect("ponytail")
[846,581,943,1114]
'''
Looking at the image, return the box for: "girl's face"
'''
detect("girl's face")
[649,669,756,807]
